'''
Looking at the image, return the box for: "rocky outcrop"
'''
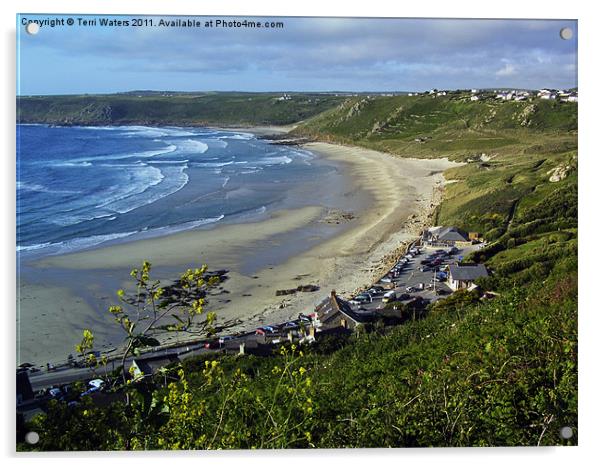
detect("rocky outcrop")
[547,155,577,182]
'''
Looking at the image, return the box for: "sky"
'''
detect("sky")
[16,15,578,95]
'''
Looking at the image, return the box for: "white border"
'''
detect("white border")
[2,1,599,465]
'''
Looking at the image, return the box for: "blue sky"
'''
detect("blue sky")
[17,15,577,95]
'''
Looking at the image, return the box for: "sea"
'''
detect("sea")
[17,124,339,258]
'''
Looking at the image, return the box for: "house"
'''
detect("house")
[313,290,375,331]
[446,264,489,291]
[130,353,180,380]
[538,89,557,100]
[470,95,479,101]
[422,226,472,247]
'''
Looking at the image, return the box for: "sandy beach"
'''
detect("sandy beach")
[18,141,461,366]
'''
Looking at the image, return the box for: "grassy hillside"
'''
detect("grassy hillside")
[294,93,577,239]
[17,92,345,127]
[293,93,577,159]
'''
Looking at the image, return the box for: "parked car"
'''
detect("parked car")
[397,293,411,301]
[419,266,431,272]
[406,286,417,293]
[88,379,104,390]
[48,387,63,399]
[380,277,393,283]
[382,290,397,303]
[354,294,372,303]
[204,340,220,349]
[80,379,105,397]
[219,336,234,345]
[283,321,298,329]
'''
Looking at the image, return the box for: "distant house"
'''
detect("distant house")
[313,290,375,331]
[446,264,489,291]
[538,89,557,100]
[422,226,472,247]
[470,95,479,101]
[130,353,180,380]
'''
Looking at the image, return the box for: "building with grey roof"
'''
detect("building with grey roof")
[447,263,489,290]
[314,290,375,331]
[422,226,472,247]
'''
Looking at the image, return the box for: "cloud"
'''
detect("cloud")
[18,16,578,94]
[496,63,518,77]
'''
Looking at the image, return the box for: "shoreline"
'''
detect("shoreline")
[18,135,462,366]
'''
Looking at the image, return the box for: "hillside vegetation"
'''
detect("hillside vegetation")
[294,93,577,238]
[18,92,578,449]
[17,92,344,126]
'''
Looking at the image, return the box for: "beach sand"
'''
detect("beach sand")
[18,141,461,366]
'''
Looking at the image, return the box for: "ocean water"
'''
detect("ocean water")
[17,125,334,257]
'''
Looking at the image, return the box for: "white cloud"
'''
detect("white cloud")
[495,63,518,77]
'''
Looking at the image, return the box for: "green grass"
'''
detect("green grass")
[17,92,345,126]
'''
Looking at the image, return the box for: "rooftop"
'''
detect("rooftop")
[448,263,489,281]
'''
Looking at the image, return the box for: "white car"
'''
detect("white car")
[88,379,104,389]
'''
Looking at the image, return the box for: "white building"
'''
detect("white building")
[446,264,489,291]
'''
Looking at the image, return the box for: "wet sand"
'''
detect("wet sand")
[17,141,461,366]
